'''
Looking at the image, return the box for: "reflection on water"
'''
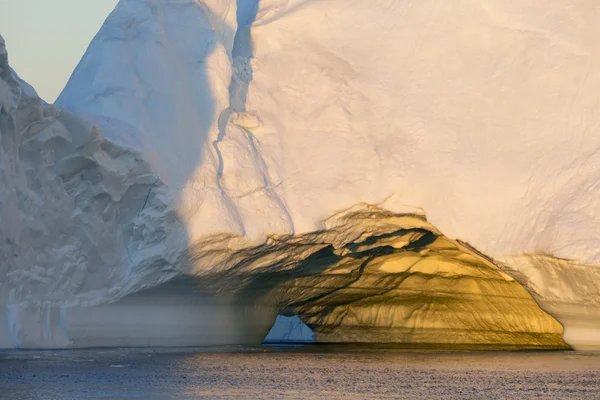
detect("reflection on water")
[1,346,599,399]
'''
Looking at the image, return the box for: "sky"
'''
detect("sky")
[0,0,118,102]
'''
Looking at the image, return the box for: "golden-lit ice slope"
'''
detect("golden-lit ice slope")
[210,205,567,348]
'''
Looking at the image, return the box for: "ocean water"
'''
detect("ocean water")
[1,346,599,399]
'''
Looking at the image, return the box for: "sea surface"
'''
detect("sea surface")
[1,346,599,399]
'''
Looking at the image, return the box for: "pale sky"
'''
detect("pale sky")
[0,0,119,102]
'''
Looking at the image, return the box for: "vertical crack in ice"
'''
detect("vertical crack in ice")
[213,0,295,236]
[138,176,160,215]
[209,1,252,236]
[213,107,247,235]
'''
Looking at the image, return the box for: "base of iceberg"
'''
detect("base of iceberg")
[0,277,277,349]
[2,1,600,350]
[0,205,570,350]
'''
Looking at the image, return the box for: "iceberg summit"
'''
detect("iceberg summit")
[1,0,600,350]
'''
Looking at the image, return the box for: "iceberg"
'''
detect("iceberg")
[0,33,186,347]
[1,0,599,349]
[264,316,315,344]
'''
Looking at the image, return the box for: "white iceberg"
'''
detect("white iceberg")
[1,0,599,349]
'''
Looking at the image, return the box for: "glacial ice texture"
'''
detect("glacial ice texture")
[501,255,600,350]
[58,0,600,259]
[1,0,599,348]
[0,35,192,347]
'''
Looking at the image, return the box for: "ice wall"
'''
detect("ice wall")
[57,0,249,244]
[242,0,600,262]
[3,0,600,348]
[0,32,190,347]
[58,0,600,263]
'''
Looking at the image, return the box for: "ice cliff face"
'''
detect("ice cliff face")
[241,0,600,262]
[0,36,189,347]
[58,0,600,260]
[2,0,599,348]
[57,0,253,243]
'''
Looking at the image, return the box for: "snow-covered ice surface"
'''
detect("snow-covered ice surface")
[239,0,600,261]
[3,0,600,348]
[1,348,600,400]
[59,2,600,255]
